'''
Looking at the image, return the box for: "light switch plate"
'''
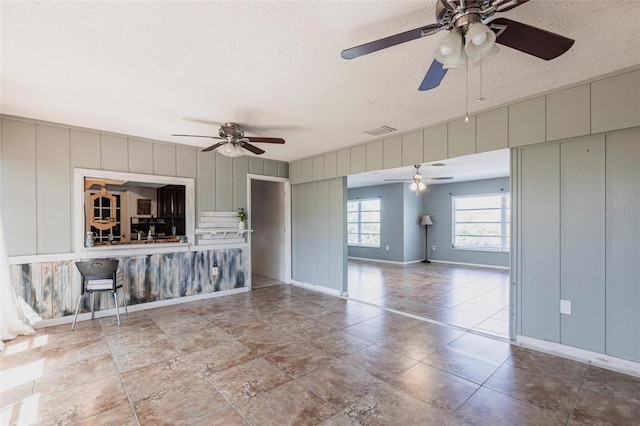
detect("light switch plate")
[212,266,219,277]
[560,299,572,315]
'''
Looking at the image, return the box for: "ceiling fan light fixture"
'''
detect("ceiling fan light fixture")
[441,49,467,69]
[410,182,418,191]
[434,30,463,65]
[217,141,244,158]
[464,22,496,59]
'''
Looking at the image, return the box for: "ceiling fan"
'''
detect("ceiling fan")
[341,0,575,91]
[385,164,453,196]
[172,122,285,157]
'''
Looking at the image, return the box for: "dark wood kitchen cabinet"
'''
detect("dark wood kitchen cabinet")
[157,185,185,218]
[157,185,186,235]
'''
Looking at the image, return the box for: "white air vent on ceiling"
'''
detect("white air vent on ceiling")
[364,126,396,136]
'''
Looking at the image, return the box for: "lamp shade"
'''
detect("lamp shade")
[434,30,463,67]
[218,141,244,158]
[420,215,434,226]
[464,22,496,60]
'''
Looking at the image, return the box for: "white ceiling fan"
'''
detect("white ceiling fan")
[385,164,453,196]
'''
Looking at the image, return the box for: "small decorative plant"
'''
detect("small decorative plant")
[237,207,248,222]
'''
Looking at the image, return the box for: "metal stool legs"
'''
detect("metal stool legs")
[71,287,128,331]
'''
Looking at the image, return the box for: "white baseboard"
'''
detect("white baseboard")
[291,280,342,297]
[429,259,510,270]
[348,256,424,265]
[31,287,250,329]
[516,334,640,379]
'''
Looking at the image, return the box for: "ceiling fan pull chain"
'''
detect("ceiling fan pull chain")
[464,59,470,123]
[477,57,487,103]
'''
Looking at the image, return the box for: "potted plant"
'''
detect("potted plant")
[237,207,248,230]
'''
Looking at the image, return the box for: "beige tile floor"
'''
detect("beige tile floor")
[2,282,639,425]
[348,260,510,337]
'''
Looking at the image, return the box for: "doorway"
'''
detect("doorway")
[248,175,291,289]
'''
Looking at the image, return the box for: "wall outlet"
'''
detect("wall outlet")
[560,299,572,315]
[432,245,436,251]
[385,245,389,251]
[211,266,219,277]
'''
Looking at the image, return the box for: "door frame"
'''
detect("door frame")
[247,173,292,285]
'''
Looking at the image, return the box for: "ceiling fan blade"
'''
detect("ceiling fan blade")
[422,177,453,181]
[341,23,441,59]
[419,59,448,91]
[240,143,266,155]
[245,136,285,144]
[202,142,226,152]
[491,0,531,12]
[491,18,575,60]
[384,179,413,182]
[172,134,223,139]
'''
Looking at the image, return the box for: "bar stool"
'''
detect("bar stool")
[72,259,128,331]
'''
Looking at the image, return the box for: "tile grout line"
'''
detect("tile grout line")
[202,374,254,426]
[564,363,590,426]
[102,324,142,426]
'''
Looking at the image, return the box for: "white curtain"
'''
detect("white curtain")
[0,211,35,351]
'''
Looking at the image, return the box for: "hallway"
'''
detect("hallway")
[348,260,509,338]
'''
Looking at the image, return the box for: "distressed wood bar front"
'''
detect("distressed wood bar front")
[9,247,248,324]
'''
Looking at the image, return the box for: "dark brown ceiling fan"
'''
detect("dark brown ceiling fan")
[341,0,575,91]
[172,122,285,157]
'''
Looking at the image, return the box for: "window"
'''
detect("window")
[348,198,381,247]
[452,193,510,252]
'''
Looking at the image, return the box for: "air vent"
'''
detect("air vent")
[364,126,396,136]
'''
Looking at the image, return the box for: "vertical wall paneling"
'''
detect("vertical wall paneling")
[306,182,319,284]
[249,158,264,175]
[291,177,345,293]
[216,153,233,211]
[365,140,383,171]
[296,184,309,283]
[36,125,71,254]
[591,70,640,134]
[546,84,591,142]
[233,156,249,210]
[277,161,289,178]
[176,146,197,178]
[291,185,302,280]
[312,156,324,181]
[519,143,561,342]
[330,178,347,293]
[350,145,366,174]
[196,151,216,222]
[302,158,313,183]
[154,143,176,176]
[448,117,476,158]
[402,130,423,166]
[560,135,606,352]
[383,136,402,169]
[511,149,521,337]
[324,152,337,179]
[1,119,37,255]
[69,129,101,247]
[336,148,351,177]
[127,139,153,174]
[70,130,101,170]
[423,124,448,162]
[605,128,640,361]
[290,160,302,184]
[509,97,546,148]
[316,180,331,287]
[100,134,128,171]
[263,160,277,177]
[477,107,508,153]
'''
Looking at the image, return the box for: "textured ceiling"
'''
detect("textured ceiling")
[1,1,639,162]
